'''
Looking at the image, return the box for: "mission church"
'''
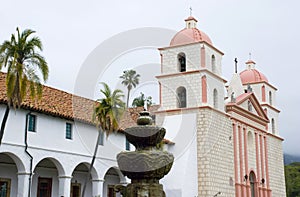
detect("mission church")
[0,15,286,196]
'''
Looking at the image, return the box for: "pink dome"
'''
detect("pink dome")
[240,69,268,84]
[170,28,213,46]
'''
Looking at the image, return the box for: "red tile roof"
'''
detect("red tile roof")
[0,72,96,124]
[0,72,174,144]
[0,72,162,129]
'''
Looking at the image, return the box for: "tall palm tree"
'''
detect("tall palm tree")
[120,69,140,107]
[94,82,125,134]
[0,27,49,145]
[81,82,125,196]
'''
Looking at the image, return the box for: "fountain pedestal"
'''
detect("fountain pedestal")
[116,111,174,197]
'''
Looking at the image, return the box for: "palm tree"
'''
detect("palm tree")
[0,27,49,145]
[132,92,153,110]
[94,82,125,134]
[81,82,125,196]
[120,69,140,107]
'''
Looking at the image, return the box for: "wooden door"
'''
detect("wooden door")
[37,177,52,197]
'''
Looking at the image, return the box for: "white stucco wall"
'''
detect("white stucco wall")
[159,113,199,197]
[0,104,127,197]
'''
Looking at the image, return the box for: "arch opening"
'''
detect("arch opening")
[271,118,275,134]
[176,86,187,108]
[213,89,218,108]
[211,55,216,73]
[32,158,65,197]
[177,53,186,72]
[249,171,257,197]
[0,152,24,197]
[103,167,126,197]
[269,91,272,105]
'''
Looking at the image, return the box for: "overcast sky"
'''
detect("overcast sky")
[1,0,299,155]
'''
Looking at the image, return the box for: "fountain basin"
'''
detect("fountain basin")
[117,150,174,180]
[124,126,166,150]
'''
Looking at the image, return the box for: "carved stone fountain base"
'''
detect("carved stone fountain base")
[125,182,166,197]
[115,111,174,197]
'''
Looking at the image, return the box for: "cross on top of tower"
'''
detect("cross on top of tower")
[190,7,193,16]
[234,58,238,73]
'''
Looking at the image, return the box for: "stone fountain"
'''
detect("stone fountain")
[116,111,174,197]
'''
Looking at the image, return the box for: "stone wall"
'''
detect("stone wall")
[267,136,286,196]
[197,107,235,196]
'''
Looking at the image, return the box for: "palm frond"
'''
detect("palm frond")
[0,27,48,108]
[93,82,125,136]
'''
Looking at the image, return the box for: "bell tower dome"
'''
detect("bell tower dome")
[170,16,213,47]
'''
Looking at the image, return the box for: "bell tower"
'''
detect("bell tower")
[157,16,227,111]
[156,16,235,196]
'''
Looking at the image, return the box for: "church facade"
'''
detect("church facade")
[157,16,286,196]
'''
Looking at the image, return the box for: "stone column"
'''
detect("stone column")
[92,179,104,197]
[58,176,72,197]
[17,172,30,197]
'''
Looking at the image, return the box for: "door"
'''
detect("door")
[71,183,81,197]
[37,177,52,197]
[0,178,11,197]
[107,185,116,197]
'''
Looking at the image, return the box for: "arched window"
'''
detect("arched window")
[271,118,275,134]
[176,86,186,108]
[247,131,254,149]
[249,171,257,197]
[269,91,272,105]
[178,53,186,72]
[213,89,218,108]
[211,55,216,73]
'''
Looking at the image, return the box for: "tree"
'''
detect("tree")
[285,162,300,197]
[132,92,153,109]
[120,69,140,107]
[81,82,125,196]
[0,28,48,145]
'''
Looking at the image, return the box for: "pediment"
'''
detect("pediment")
[235,92,268,121]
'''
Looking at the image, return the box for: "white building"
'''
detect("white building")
[0,73,130,197]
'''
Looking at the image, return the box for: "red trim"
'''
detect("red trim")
[202,75,207,103]
[201,46,206,68]
[233,123,241,197]
[229,117,266,134]
[156,70,201,79]
[226,105,269,126]
[158,40,225,55]
[243,81,277,91]
[262,85,266,102]
[156,69,227,82]
[234,92,269,121]
[243,127,251,196]
[255,132,261,183]
[261,103,281,113]
[154,105,230,118]
[238,125,246,196]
